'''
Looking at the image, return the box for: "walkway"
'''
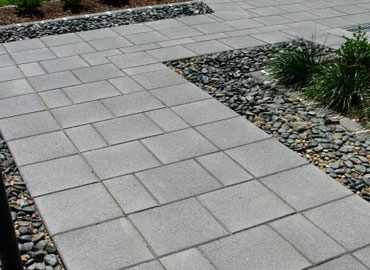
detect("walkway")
[1,0,370,269]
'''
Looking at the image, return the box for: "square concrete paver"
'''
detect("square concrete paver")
[196,152,253,186]
[0,66,23,82]
[65,125,107,152]
[0,94,45,119]
[160,248,216,270]
[88,36,132,50]
[83,141,160,179]
[19,62,45,77]
[270,214,345,263]
[0,79,34,99]
[310,255,368,270]
[261,164,352,211]
[40,56,88,73]
[172,99,238,126]
[0,54,14,68]
[304,195,370,250]
[125,31,168,45]
[94,113,163,145]
[198,180,293,232]
[130,198,227,255]
[35,183,122,235]
[73,63,124,83]
[63,80,121,103]
[39,89,72,109]
[196,117,270,149]
[147,46,195,61]
[132,69,188,89]
[108,52,158,69]
[145,108,189,132]
[8,131,76,166]
[0,111,59,140]
[354,246,370,268]
[51,101,113,128]
[226,139,308,177]
[149,83,211,106]
[104,174,158,214]
[127,261,164,270]
[142,128,217,164]
[199,225,310,270]
[103,91,163,117]
[19,155,97,197]
[54,218,154,270]
[28,71,80,92]
[136,159,221,203]
[109,76,145,94]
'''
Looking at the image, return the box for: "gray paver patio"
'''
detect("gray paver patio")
[3,1,370,269]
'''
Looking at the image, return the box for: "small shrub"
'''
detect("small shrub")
[62,0,83,12]
[266,39,327,89]
[16,0,42,13]
[304,29,370,114]
[305,63,370,112]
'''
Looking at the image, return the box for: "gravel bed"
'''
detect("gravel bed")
[0,136,64,270]
[166,42,370,201]
[0,1,212,43]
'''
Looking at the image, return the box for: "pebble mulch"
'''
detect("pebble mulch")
[166,42,370,201]
[0,136,64,270]
[0,1,212,43]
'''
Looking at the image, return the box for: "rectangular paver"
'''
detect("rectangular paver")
[261,164,352,211]
[184,40,232,54]
[145,108,189,132]
[198,180,293,232]
[149,83,211,106]
[65,125,107,152]
[102,91,163,117]
[0,94,45,119]
[142,128,217,164]
[130,198,227,255]
[12,48,56,64]
[125,31,168,45]
[108,52,158,69]
[132,69,188,89]
[40,56,88,73]
[83,141,160,179]
[136,159,221,203]
[73,63,124,83]
[63,80,121,103]
[81,49,121,66]
[196,152,253,186]
[41,33,83,47]
[160,248,216,270]
[53,218,154,270]
[35,183,122,235]
[196,117,270,149]
[51,101,113,128]
[172,99,238,126]
[18,62,45,77]
[146,46,196,61]
[199,225,310,270]
[271,214,345,263]
[93,113,163,145]
[4,39,45,53]
[104,174,158,214]
[19,155,98,197]
[304,195,370,250]
[28,71,80,92]
[109,76,145,94]
[51,42,95,57]
[39,89,72,108]
[8,131,77,166]
[0,111,59,141]
[0,79,34,99]
[89,36,132,50]
[311,255,368,270]
[159,27,203,39]
[226,139,308,177]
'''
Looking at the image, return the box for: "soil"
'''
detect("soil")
[0,0,189,26]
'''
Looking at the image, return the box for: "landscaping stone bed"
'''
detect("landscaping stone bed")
[0,1,212,43]
[0,135,64,270]
[166,42,370,201]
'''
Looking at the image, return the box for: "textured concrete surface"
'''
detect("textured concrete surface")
[1,1,370,269]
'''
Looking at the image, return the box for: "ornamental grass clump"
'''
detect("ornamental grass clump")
[267,29,370,123]
[16,0,42,14]
[62,0,83,12]
[266,39,327,89]
[304,29,370,115]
